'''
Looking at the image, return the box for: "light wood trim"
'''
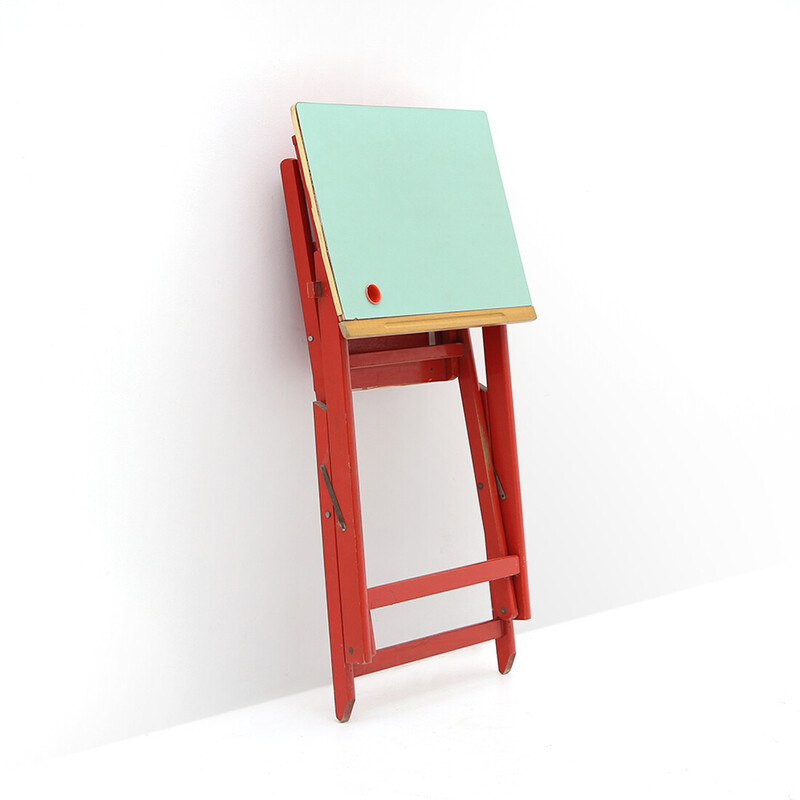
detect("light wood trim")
[291,104,345,318]
[339,305,536,339]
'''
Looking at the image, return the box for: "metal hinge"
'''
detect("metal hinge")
[319,464,347,531]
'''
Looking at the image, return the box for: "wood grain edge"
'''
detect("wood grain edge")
[339,305,537,339]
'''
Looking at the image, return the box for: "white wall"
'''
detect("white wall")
[1,0,798,767]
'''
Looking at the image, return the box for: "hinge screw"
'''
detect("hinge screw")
[308,335,314,342]
[325,511,331,518]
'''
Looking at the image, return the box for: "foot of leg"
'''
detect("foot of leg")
[495,620,516,675]
[336,696,355,723]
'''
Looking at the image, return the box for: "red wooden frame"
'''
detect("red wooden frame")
[280,150,531,721]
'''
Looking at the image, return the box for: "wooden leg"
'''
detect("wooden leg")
[455,330,518,673]
[283,157,363,716]
[483,325,531,620]
[496,620,516,675]
[315,252,376,667]
[313,402,356,721]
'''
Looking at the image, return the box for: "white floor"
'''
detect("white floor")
[3,562,799,800]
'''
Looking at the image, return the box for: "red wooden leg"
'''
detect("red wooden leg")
[313,402,356,721]
[315,253,376,667]
[483,325,531,620]
[496,620,516,675]
[455,330,518,673]
[281,156,368,714]
[280,159,324,394]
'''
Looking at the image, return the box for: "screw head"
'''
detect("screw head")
[477,482,484,490]
[348,647,354,655]
[308,335,314,342]
[325,511,331,519]
[501,607,507,615]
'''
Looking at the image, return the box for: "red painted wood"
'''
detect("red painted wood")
[496,619,517,675]
[455,330,518,621]
[349,343,464,369]
[313,402,356,721]
[349,361,453,391]
[347,333,431,353]
[288,151,375,665]
[280,159,323,395]
[315,256,376,666]
[440,329,461,381]
[478,368,518,675]
[483,326,531,620]
[455,329,519,673]
[282,158,361,715]
[368,556,520,609]
[353,620,504,676]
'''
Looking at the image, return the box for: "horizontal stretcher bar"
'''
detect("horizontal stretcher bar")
[353,619,504,676]
[349,361,454,391]
[349,342,464,369]
[368,555,520,610]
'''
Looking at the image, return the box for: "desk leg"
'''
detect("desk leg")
[315,253,376,668]
[483,325,531,620]
[455,330,518,674]
[313,401,356,722]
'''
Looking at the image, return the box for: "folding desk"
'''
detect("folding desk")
[280,102,536,721]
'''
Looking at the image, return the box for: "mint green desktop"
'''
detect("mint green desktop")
[292,103,534,336]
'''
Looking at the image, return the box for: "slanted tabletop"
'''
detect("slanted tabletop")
[292,102,535,338]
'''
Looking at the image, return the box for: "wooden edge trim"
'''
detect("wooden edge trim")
[290,104,345,318]
[339,305,537,339]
